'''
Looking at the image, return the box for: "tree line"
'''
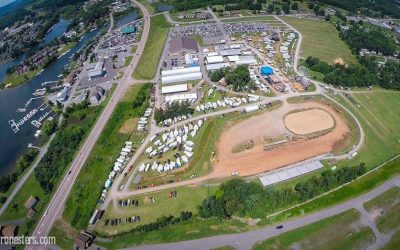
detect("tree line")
[34,100,101,193]
[209,65,253,91]
[305,55,400,90]
[339,25,397,56]
[199,163,366,218]
[154,101,194,123]
[0,148,39,193]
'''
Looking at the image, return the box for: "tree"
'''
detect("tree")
[291,2,299,10]
[41,119,58,136]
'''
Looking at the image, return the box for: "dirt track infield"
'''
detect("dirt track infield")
[284,109,334,135]
[211,102,350,178]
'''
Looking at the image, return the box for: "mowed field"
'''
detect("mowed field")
[364,187,400,234]
[133,15,170,80]
[95,185,218,235]
[64,84,149,229]
[281,16,357,64]
[253,209,376,250]
[333,91,400,169]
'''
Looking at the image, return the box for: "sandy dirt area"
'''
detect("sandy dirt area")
[211,102,350,178]
[284,109,334,135]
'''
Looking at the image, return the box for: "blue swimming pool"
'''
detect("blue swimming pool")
[260,66,273,75]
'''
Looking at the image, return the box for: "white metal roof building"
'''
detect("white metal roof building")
[227,55,240,62]
[236,56,257,65]
[219,49,241,56]
[165,93,198,102]
[162,72,202,85]
[161,84,188,94]
[161,66,201,77]
[206,62,230,71]
[259,161,323,186]
[206,55,224,64]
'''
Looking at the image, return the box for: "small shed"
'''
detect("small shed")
[25,195,39,209]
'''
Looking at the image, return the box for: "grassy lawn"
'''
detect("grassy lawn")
[49,219,78,249]
[364,187,400,234]
[221,16,278,23]
[280,16,357,65]
[191,34,204,47]
[381,228,400,250]
[331,91,400,169]
[124,55,133,67]
[0,174,45,222]
[133,15,170,80]
[64,84,150,230]
[130,44,138,53]
[59,42,77,55]
[253,209,375,250]
[97,217,249,249]
[94,185,218,235]
[1,68,41,88]
[139,0,155,14]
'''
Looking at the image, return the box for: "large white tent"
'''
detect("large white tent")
[162,72,202,85]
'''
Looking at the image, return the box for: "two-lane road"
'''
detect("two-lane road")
[26,1,151,249]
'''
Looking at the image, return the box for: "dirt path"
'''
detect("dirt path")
[212,102,350,177]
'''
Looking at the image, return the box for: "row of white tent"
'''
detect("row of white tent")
[104,141,133,189]
[161,113,193,126]
[138,119,206,173]
[195,95,260,112]
[138,108,152,131]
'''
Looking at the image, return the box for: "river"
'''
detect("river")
[0,26,103,176]
[115,10,138,28]
[43,19,71,44]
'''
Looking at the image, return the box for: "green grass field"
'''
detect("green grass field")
[0,174,45,222]
[253,209,375,250]
[331,91,400,169]
[221,16,280,23]
[95,185,218,235]
[59,42,77,55]
[1,68,41,88]
[381,228,400,249]
[280,16,357,65]
[133,15,170,80]
[49,220,77,249]
[97,216,249,249]
[64,84,149,229]
[364,187,400,234]
[124,55,133,67]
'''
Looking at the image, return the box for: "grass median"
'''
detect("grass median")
[64,84,151,230]
[132,15,170,80]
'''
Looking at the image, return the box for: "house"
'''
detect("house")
[0,225,18,237]
[75,231,95,249]
[25,195,39,209]
[90,86,106,103]
[27,209,36,219]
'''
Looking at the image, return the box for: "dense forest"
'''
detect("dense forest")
[339,26,397,56]
[199,163,366,218]
[305,56,400,90]
[318,0,400,18]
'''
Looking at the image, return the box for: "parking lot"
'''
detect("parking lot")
[171,23,225,45]
[223,22,271,34]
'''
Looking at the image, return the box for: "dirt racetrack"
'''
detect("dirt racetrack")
[284,109,334,135]
[211,102,350,178]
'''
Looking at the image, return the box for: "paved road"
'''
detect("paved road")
[26,1,151,249]
[0,133,55,217]
[124,175,400,250]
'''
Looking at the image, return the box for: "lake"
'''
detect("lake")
[0,27,102,176]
